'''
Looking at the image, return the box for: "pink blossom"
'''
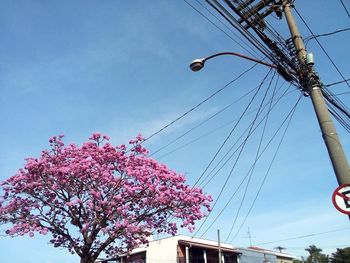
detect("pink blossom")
[91,133,101,140]
[0,133,212,262]
[103,135,110,141]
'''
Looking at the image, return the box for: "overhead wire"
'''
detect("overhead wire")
[204,0,277,64]
[196,82,301,239]
[323,88,350,114]
[255,227,350,246]
[151,0,295,158]
[326,103,350,133]
[286,244,350,251]
[230,93,303,243]
[155,87,296,161]
[207,0,300,88]
[304,27,350,46]
[199,71,274,237]
[202,91,301,241]
[193,0,263,58]
[323,96,350,133]
[325,79,350,88]
[183,0,350,244]
[193,69,273,188]
[222,0,296,62]
[225,71,278,241]
[292,6,350,133]
[192,69,274,237]
[330,91,350,96]
[155,121,235,160]
[232,0,290,52]
[197,79,287,188]
[340,0,350,20]
[329,108,350,133]
[183,0,262,58]
[156,83,295,161]
[150,85,259,158]
[141,62,259,145]
[293,7,350,90]
[147,1,348,243]
[322,87,350,133]
[199,82,295,189]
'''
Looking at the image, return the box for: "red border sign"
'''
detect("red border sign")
[332,184,350,215]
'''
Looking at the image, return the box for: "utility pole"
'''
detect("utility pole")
[247,228,252,246]
[204,0,350,186]
[282,0,350,185]
[202,0,350,217]
[217,229,222,263]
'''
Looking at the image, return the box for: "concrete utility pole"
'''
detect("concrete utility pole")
[217,229,222,263]
[247,228,252,247]
[282,0,350,185]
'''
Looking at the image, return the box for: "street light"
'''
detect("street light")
[189,52,278,72]
[189,52,295,82]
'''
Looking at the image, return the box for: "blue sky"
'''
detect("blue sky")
[1,1,350,262]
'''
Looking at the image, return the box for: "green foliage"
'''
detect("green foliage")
[296,245,350,263]
[330,247,350,263]
[305,245,329,263]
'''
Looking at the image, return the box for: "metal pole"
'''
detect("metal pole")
[186,246,190,263]
[282,0,350,185]
[203,250,207,263]
[217,229,222,263]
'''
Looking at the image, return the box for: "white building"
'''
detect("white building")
[98,236,295,263]
[102,235,240,263]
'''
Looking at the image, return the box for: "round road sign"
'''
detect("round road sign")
[332,184,350,215]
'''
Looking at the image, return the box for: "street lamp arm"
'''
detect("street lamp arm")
[204,52,278,69]
[190,51,294,82]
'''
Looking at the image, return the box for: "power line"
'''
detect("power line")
[150,85,259,157]
[340,0,350,20]
[226,71,278,241]
[196,82,300,240]
[183,0,262,58]
[217,0,300,83]
[305,27,350,46]
[193,69,273,188]
[330,91,350,96]
[255,227,350,246]
[323,88,350,116]
[155,86,296,161]
[286,244,350,250]
[192,69,274,237]
[322,87,350,133]
[196,74,299,239]
[199,83,295,189]
[294,7,350,90]
[197,70,272,191]
[325,79,350,88]
[230,94,303,243]
[141,62,259,144]
[204,0,278,65]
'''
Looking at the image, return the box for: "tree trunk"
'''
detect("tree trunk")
[80,256,96,263]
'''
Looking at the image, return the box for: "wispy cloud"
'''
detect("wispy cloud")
[107,105,220,146]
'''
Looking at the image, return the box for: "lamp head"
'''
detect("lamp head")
[189,58,205,72]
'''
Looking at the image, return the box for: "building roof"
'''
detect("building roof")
[178,239,240,254]
[246,246,296,259]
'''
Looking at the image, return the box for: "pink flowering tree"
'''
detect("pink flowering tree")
[0,134,212,263]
